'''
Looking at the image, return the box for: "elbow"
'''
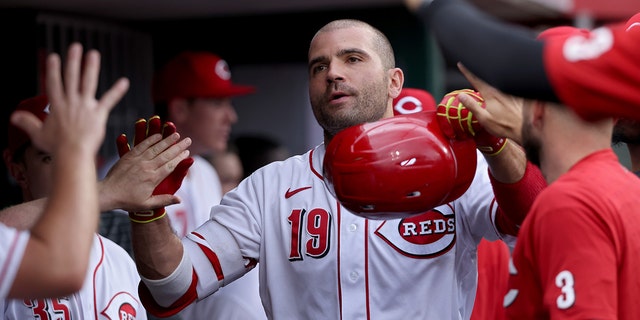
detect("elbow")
[48,261,89,295]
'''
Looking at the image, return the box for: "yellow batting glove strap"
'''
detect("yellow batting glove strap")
[129,208,167,224]
[479,138,509,157]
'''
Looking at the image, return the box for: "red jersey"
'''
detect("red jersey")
[505,149,640,319]
[471,238,510,320]
[544,21,640,121]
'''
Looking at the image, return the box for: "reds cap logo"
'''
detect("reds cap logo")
[394,95,425,115]
[375,205,456,258]
[101,292,140,320]
[392,88,437,116]
[215,59,232,80]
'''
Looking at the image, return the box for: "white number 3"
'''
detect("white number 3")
[555,270,576,309]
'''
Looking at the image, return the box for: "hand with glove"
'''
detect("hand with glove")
[117,116,194,223]
[437,88,508,156]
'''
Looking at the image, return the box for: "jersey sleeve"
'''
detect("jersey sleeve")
[417,0,557,103]
[0,225,29,299]
[544,23,640,121]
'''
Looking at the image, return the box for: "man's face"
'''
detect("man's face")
[210,151,244,195]
[13,145,55,201]
[176,97,238,156]
[307,26,390,138]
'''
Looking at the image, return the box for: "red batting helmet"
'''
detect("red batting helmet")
[323,111,477,219]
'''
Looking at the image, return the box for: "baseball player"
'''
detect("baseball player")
[129,20,546,319]
[405,0,640,122]
[115,51,265,320]
[446,24,640,319]
[1,95,147,319]
[0,43,129,300]
[504,76,640,318]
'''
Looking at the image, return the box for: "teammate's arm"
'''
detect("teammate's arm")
[6,43,129,299]
[0,129,192,224]
[406,0,558,103]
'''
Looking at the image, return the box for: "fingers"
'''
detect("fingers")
[457,62,483,91]
[133,118,148,146]
[98,77,130,114]
[45,53,64,109]
[458,93,486,118]
[116,134,131,158]
[151,138,192,177]
[146,195,182,210]
[162,122,177,139]
[81,49,101,99]
[147,116,162,137]
[63,43,83,98]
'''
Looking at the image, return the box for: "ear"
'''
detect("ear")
[3,149,28,187]
[531,100,546,128]
[388,67,404,100]
[167,98,191,125]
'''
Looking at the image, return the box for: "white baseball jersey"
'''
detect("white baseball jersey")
[166,155,222,238]
[173,144,513,319]
[1,234,147,320]
[169,155,266,320]
[0,224,29,299]
[99,153,266,319]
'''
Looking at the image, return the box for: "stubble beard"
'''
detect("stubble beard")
[521,122,541,168]
[314,81,388,139]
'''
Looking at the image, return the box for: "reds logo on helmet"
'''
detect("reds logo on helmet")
[101,292,141,320]
[375,205,456,258]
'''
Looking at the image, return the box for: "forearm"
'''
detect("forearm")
[483,140,526,183]
[0,198,47,229]
[491,160,547,236]
[131,216,184,279]
[17,147,98,298]
[415,0,557,102]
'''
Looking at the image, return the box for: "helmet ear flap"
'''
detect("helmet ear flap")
[324,112,477,220]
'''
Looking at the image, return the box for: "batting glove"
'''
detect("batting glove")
[117,116,193,223]
[437,89,507,156]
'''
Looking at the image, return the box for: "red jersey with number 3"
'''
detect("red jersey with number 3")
[504,150,640,319]
[544,18,640,122]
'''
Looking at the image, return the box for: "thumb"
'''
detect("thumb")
[147,194,182,208]
[10,110,43,142]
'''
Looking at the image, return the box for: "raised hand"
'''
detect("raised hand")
[114,116,194,222]
[10,43,129,157]
[6,43,130,299]
[437,88,508,156]
[457,62,524,145]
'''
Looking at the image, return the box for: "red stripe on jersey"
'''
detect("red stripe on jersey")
[140,269,199,317]
[192,231,225,281]
[92,236,105,319]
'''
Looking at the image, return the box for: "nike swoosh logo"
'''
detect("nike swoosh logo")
[285,186,312,199]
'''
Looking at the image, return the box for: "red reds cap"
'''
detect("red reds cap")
[6,94,50,155]
[152,51,255,103]
[536,26,590,41]
[392,87,437,116]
